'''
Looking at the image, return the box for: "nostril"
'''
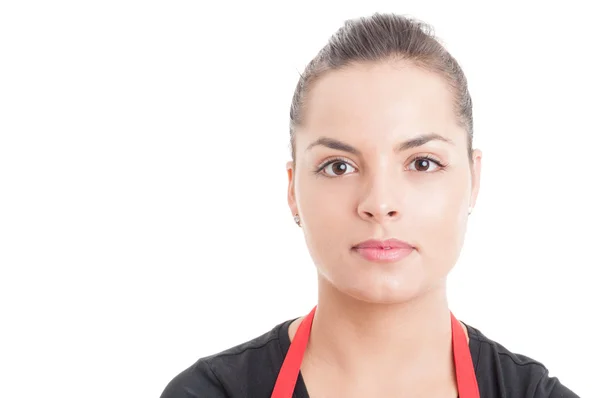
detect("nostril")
[360,210,398,219]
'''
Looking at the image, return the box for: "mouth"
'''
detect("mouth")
[351,239,415,263]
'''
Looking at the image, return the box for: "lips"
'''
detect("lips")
[353,239,414,250]
[352,239,414,263]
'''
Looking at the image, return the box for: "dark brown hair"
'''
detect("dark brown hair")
[289,13,473,163]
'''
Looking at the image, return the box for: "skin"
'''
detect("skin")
[286,60,482,397]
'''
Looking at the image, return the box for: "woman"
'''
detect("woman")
[160,13,579,398]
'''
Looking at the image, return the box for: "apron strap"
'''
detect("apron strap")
[451,313,480,397]
[271,306,316,398]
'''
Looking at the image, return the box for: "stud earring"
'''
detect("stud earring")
[468,207,473,215]
[293,214,301,227]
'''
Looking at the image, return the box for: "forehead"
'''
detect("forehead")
[299,61,462,144]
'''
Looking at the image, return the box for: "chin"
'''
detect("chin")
[322,267,429,305]
[343,281,426,304]
[316,252,442,305]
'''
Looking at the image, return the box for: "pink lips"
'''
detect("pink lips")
[352,239,414,263]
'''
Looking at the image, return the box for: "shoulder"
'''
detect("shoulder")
[159,319,293,398]
[465,323,579,398]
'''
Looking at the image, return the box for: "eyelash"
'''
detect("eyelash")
[314,157,355,175]
[314,155,448,176]
[408,155,449,172]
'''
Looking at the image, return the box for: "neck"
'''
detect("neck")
[306,276,455,383]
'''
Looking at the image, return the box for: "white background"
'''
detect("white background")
[1,1,598,397]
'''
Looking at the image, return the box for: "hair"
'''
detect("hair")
[289,13,473,163]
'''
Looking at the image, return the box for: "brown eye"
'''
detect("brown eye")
[322,160,356,177]
[415,159,430,171]
[408,157,442,172]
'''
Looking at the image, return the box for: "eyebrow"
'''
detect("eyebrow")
[305,133,454,155]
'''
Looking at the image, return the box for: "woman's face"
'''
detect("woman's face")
[287,61,482,304]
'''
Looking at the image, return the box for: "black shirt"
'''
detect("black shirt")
[160,317,579,397]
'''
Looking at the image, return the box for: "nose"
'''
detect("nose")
[357,172,402,223]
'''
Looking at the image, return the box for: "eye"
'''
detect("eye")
[408,156,445,172]
[319,160,357,177]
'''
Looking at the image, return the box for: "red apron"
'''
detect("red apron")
[271,306,480,398]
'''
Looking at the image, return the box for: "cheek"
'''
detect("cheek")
[295,173,354,256]
[410,175,469,258]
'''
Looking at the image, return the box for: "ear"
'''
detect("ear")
[469,149,483,210]
[286,161,298,217]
